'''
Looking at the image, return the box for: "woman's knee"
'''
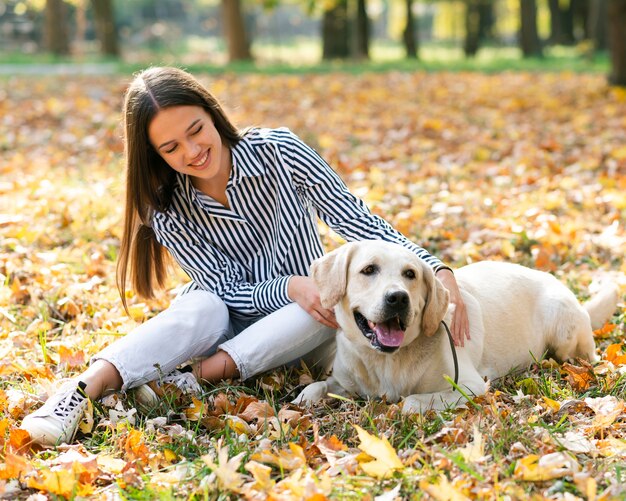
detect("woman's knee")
[172,290,230,330]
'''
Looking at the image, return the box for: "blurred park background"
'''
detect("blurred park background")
[0,0,624,82]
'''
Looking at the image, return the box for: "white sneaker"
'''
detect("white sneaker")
[21,381,89,446]
[131,369,201,413]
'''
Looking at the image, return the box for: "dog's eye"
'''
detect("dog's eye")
[403,269,416,280]
[361,264,378,276]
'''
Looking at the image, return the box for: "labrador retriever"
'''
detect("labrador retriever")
[294,240,620,413]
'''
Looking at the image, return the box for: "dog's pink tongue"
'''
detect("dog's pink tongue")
[373,319,404,347]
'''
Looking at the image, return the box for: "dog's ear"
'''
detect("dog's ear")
[311,243,357,309]
[421,269,450,337]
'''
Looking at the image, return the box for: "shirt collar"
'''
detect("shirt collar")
[230,133,266,185]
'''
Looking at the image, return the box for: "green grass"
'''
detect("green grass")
[0,39,611,76]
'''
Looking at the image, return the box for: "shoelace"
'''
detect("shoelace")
[160,371,199,393]
[53,381,87,419]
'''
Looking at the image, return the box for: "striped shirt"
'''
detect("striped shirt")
[152,127,445,319]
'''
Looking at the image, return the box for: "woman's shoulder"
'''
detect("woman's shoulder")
[241,126,300,148]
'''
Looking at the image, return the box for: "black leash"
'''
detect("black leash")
[441,320,459,385]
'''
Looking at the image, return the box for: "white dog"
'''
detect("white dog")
[294,240,620,413]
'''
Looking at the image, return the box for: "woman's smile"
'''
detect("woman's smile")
[189,149,210,169]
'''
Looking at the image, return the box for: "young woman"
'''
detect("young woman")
[21,67,469,446]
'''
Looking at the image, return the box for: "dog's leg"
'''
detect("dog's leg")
[401,375,488,414]
[292,376,349,406]
[292,381,328,406]
[550,308,599,363]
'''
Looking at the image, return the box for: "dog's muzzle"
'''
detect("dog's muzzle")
[354,309,408,353]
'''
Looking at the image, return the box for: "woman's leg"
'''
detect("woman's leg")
[202,302,336,382]
[21,290,232,445]
[91,290,232,393]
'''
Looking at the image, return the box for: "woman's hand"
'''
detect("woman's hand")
[435,269,470,347]
[288,276,338,329]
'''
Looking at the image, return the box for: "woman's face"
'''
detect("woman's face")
[148,105,230,187]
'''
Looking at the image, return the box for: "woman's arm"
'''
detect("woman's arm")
[152,216,294,318]
[279,129,470,343]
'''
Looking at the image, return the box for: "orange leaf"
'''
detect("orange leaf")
[238,400,275,423]
[123,429,150,463]
[605,343,626,365]
[562,362,596,392]
[9,429,31,454]
[595,323,617,338]
[58,345,86,369]
[0,453,33,480]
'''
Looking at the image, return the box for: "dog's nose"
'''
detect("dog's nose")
[385,291,409,310]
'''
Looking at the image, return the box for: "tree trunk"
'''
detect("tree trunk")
[222,0,252,62]
[572,0,591,39]
[464,0,481,57]
[322,0,349,60]
[45,0,69,55]
[608,0,626,86]
[588,0,609,51]
[547,0,563,44]
[353,0,370,59]
[402,0,418,59]
[90,0,119,57]
[478,0,494,41]
[519,0,542,57]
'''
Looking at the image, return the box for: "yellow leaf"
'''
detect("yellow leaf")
[185,396,206,421]
[127,303,147,321]
[420,474,471,501]
[225,415,253,436]
[202,442,246,493]
[610,145,626,160]
[514,452,580,481]
[164,448,178,463]
[78,398,94,435]
[250,442,307,471]
[541,396,561,413]
[27,468,79,498]
[97,455,127,474]
[244,460,275,492]
[574,473,597,501]
[455,425,484,462]
[500,239,516,258]
[354,425,403,478]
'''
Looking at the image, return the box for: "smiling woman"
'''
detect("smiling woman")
[20,66,468,447]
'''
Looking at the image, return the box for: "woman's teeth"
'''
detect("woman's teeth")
[190,151,209,167]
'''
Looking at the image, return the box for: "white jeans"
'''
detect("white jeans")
[93,290,336,391]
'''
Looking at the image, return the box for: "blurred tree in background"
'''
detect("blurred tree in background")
[90,0,119,56]
[0,0,624,85]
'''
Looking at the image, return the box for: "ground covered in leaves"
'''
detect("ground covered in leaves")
[0,70,625,500]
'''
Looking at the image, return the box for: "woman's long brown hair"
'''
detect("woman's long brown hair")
[117,67,242,313]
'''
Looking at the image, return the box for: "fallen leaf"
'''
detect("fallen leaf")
[354,425,404,479]
[513,452,580,481]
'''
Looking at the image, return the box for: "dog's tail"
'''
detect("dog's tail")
[584,279,620,330]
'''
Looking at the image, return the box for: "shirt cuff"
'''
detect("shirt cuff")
[252,276,293,315]
[435,265,454,275]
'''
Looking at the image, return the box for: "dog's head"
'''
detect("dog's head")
[311,240,449,353]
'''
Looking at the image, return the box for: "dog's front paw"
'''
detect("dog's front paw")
[402,393,462,414]
[401,394,436,414]
[292,381,328,407]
